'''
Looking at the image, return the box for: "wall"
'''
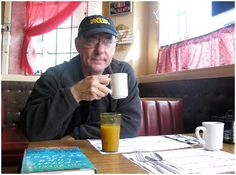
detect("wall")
[131,2,148,76]
[9,2,25,74]
[103,2,159,77]
[146,2,159,75]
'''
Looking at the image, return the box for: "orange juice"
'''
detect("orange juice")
[101,124,120,152]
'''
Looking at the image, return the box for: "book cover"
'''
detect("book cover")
[21,147,96,174]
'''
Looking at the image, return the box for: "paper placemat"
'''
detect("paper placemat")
[88,136,191,154]
[123,148,235,174]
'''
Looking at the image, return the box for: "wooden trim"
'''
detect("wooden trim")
[2,65,234,83]
[141,97,182,101]
[1,2,12,75]
[1,74,39,82]
[138,65,234,83]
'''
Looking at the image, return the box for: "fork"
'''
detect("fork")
[135,151,164,174]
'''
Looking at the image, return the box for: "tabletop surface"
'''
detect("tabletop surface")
[28,139,146,174]
[28,137,235,174]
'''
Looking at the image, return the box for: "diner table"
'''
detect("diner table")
[28,137,234,174]
[2,135,235,174]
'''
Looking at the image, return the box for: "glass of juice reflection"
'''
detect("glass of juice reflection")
[100,113,121,152]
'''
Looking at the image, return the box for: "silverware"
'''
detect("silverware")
[152,152,183,171]
[130,158,152,173]
[135,151,164,174]
[145,156,180,174]
[165,134,200,144]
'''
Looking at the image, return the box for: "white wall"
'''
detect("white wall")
[110,2,159,77]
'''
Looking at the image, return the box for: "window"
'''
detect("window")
[29,2,102,74]
[3,2,102,75]
[159,1,235,46]
[157,1,235,73]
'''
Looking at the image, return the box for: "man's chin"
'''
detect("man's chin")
[90,66,106,74]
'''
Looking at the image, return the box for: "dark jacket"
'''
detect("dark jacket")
[20,55,141,141]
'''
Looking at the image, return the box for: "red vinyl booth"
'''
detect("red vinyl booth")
[139,98,184,136]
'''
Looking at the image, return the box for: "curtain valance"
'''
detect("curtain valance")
[156,24,235,73]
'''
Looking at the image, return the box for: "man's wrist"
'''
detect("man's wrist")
[70,86,80,103]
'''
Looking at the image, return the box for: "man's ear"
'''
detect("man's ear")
[74,37,80,52]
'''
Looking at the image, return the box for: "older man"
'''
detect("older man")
[20,15,141,141]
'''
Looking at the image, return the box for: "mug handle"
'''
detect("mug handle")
[109,89,113,95]
[195,126,206,146]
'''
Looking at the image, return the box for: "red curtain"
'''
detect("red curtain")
[156,24,235,74]
[21,1,81,74]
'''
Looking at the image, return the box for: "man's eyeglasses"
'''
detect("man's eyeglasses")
[83,36,117,48]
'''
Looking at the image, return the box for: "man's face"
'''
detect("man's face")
[76,33,116,76]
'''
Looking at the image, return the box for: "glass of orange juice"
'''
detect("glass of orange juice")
[100,113,121,152]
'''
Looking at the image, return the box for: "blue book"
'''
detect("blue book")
[21,147,96,174]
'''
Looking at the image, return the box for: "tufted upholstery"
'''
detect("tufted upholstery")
[139,98,184,136]
[2,81,35,128]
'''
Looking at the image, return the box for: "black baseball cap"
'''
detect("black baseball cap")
[78,15,117,37]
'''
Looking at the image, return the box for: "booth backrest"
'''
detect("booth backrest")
[2,81,35,128]
[139,77,234,133]
[139,98,184,136]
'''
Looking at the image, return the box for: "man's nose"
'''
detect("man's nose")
[94,41,106,54]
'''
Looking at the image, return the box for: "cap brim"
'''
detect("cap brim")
[82,28,117,37]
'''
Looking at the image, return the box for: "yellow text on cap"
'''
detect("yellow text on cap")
[90,17,110,25]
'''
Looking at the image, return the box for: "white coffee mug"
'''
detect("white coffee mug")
[195,121,224,151]
[110,73,128,99]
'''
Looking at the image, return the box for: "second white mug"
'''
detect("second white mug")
[195,121,224,151]
[110,73,128,99]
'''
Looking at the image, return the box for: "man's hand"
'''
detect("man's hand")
[70,74,111,102]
